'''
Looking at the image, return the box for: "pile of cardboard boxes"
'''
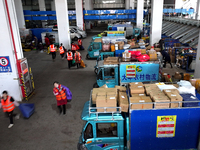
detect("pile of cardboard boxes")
[92,85,129,112]
[104,57,119,65]
[130,82,183,109]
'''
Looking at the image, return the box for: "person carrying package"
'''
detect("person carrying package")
[0,91,20,128]
[59,43,66,60]
[53,81,67,115]
[161,50,173,68]
[71,42,79,54]
[74,51,81,69]
[50,43,56,62]
[67,50,73,69]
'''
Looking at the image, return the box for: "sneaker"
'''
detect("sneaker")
[15,114,20,120]
[8,124,14,128]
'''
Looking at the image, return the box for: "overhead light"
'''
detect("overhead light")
[102,0,116,4]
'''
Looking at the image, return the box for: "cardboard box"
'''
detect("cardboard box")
[106,96,117,112]
[166,93,182,108]
[94,38,102,43]
[146,45,151,50]
[137,49,146,54]
[119,92,128,103]
[152,95,170,108]
[144,84,160,95]
[120,100,129,112]
[96,96,107,112]
[100,84,108,88]
[155,48,161,52]
[163,89,179,95]
[115,86,126,92]
[129,82,144,87]
[130,86,145,94]
[92,88,105,104]
[104,57,119,65]
[149,91,165,99]
[149,53,157,61]
[130,96,152,109]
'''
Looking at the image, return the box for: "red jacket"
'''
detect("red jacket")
[45,37,50,46]
[71,44,79,51]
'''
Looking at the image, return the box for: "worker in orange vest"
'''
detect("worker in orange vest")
[59,43,66,59]
[0,91,20,128]
[71,42,79,54]
[50,44,56,61]
[74,51,81,68]
[67,50,73,69]
[78,39,84,50]
[53,81,67,115]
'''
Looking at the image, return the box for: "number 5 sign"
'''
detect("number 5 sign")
[0,56,12,73]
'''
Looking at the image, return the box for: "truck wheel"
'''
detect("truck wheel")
[86,54,90,60]
[94,68,98,74]
[74,37,78,41]
[93,82,99,88]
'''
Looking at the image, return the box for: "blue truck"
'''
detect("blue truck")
[77,90,200,150]
[93,60,161,88]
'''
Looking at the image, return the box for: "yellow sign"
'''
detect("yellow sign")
[156,115,177,138]
[126,65,136,78]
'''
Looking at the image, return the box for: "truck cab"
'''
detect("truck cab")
[94,60,119,88]
[78,100,129,150]
[86,40,102,59]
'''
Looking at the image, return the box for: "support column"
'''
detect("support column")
[38,0,46,27]
[75,0,84,30]
[175,0,183,9]
[130,0,135,9]
[14,0,25,29]
[194,31,200,78]
[55,0,71,49]
[125,0,130,9]
[51,0,55,11]
[85,0,93,30]
[0,0,24,100]
[196,0,200,20]
[150,0,164,46]
[136,0,144,29]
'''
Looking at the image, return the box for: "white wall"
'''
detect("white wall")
[0,0,23,101]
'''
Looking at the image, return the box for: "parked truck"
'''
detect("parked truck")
[94,60,160,88]
[77,90,200,150]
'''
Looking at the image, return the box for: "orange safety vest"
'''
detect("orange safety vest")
[55,88,66,101]
[67,52,73,60]
[72,45,77,51]
[50,44,56,52]
[1,96,15,112]
[74,52,81,61]
[59,46,65,54]
[78,39,82,45]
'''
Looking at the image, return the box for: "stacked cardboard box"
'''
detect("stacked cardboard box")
[116,41,124,50]
[163,89,182,108]
[130,96,152,109]
[122,52,131,62]
[148,50,157,61]
[130,82,145,94]
[104,57,119,65]
[119,92,129,112]
[152,95,170,108]
[144,84,159,95]
[137,49,146,54]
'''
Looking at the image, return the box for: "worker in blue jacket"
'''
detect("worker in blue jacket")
[161,50,173,68]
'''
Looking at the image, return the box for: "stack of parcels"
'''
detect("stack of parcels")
[104,57,119,65]
[144,84,159,95]
[163,89,182,108]
[148,50,157,61]
[180,94,200,107]
[115,41,124,50]
[130,96,152,109]
[129,82,145,95]
[136,49,146,54]
[122,52,131,62]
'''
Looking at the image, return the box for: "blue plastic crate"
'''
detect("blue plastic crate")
[19,103,35,119]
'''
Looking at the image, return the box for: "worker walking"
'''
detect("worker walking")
[74,51,81,68]
[71,42,79,54]
[67,50,73,69]
[59,43,66,60]
[50,44,56,61]
[78,39,84,50]
[0,91,20,128]
[161,50,173,68]
[53,81,67,115]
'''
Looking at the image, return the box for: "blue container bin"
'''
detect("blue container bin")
[19,103,35,119]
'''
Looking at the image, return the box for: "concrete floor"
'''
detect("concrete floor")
[0,25,190,150]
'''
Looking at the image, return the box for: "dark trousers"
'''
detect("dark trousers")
[58,105,66,114]
[77,63,80,68]
[164,60,173,68]
[5,111,16,124]
[68,60,72,69]
[60,53,64,58]
[52,52,56,60]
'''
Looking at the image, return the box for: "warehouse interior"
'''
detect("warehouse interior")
[1,0,200,150]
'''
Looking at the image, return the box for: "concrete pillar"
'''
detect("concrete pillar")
[51,0,55,11]
[196,0,200,20]
[130,0,135,9]
[125,0,130,9]
[55,0,71,49]
[194,31,200,78]
[75,0,84,30]
[14,0,25,29]
[85,0,93,10]
[150,0,164,45]
[38,0,46,27]
[136,0,144,29]
[0,0,24,100]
